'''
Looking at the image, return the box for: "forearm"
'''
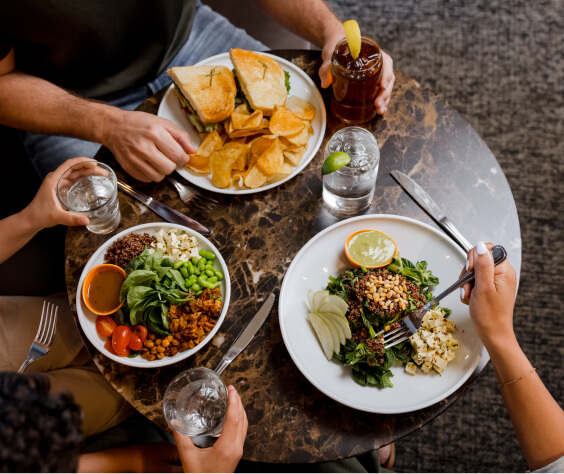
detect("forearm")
[0,71,121,145]
[486,336,564,471]
[0,209,42,264]
[255,0,343,47]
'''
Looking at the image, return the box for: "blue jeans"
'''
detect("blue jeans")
[22,1,267,178]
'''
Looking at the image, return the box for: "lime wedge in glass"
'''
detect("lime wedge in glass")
[322,152,351,175]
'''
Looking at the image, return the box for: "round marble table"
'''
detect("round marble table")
[65,50,521,463]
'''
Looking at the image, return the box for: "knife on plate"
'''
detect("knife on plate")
[390,170,473,252]
[214,293,275,376]
[117,180,212,235]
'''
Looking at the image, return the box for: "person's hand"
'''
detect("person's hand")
[318,30,395,115]
[173,385,248,473]
[21,157,91,230]
[459,241,518,347]
[103,110,196,183]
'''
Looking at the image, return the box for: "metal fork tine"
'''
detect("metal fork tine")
[45,305,58,345]
[385,334,411,350]
[36,301,48,340]
[383,328,411,346]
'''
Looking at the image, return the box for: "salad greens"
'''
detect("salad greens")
[327,254,443,388]
[117,248,193,336]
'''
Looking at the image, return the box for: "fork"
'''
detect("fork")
[166,174,218,211]
[17,301,58,374]
[381,245,507,349]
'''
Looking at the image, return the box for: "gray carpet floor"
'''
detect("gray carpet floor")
[325,0,564,472]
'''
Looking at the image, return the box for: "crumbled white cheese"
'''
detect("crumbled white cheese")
[408,308,459,375]
[150,228,199,261]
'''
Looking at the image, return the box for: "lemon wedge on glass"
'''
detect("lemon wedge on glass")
[343,20,361,59]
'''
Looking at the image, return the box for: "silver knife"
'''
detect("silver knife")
[214,293,275,375]
[390,170,472,252]
[117,180,212,236]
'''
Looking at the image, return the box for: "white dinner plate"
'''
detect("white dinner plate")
[157,52,327,195]
[76,222,231,368]
[279,214,483,414]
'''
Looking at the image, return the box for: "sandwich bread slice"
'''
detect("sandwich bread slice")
[230,49,289,116]
[167,65,237,133]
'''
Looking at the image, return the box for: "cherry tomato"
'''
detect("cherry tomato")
[112,325,131,353]
[104,339,130,357]
[131,325,148,344]
[128,333,143,351]
[96,315,116,338]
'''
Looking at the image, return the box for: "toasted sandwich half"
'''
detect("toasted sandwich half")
[230,49,290,116]
[167,65,237,133]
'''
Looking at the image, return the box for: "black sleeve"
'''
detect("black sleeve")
[0,36,12,61]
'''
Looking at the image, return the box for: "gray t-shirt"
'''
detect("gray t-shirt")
[0,0,196,98]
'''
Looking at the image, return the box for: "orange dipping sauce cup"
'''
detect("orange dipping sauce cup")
[82,264,127,315]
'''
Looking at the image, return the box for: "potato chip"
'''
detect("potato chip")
[283,146,306,166]
[304,120,314,135]
[231,171,245,187]
[197,131,224,157]
[257,138,284,176]
[284,125,310,147]
[285,96,316,121]
[231,110,263,130]
[234,104,251,115]
[209,148,245,188]
[224,142,249,171]
[266,162,293,184]
[244,165,268,189]
[251,136,277,157]
[269,105,305,136]
[185,154,210,174]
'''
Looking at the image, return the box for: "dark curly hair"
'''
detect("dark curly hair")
[0,372,84,472]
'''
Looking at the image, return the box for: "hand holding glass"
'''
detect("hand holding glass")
[56,161,120,234]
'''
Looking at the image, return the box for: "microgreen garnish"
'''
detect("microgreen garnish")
[204,67,218,87]
[258,60,268,79]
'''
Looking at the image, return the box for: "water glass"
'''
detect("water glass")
[56,160,120,234]
[322,127,380,214]
[163,367,228,437]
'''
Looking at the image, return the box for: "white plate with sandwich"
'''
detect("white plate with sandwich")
[158,50,327,195]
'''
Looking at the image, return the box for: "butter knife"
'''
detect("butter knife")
[214,293,275,375]
[390,170,472,252]
[117,180,212,235]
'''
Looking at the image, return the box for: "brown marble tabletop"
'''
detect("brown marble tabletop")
[65,50,521,464]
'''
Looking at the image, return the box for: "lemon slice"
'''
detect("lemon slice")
[322,152,351,175]
[345,230,398,268]
[343,20,361,59]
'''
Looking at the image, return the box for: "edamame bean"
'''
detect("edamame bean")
[205,269,215,277]
[199,250,216,260]
[195,290,203,296]
[198,276,213,289]
[191,257,199,266]
[214,270,224,281]
[208,276,218,284]
[199,274,208,281]
[182,261,189,268]
[204,264,215,272]
[190,283,202,293]
[173,260,184,270]
[180,267,189,279]
[185,276,197,288]
[210,281,222,289]
[197,258,205,272]
[186,262,196,275]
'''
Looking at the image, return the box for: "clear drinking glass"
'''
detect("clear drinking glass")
[56,160,120,234]
[163,368,228,438]
[322,127,380,214]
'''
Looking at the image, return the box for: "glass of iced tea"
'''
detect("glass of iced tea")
[331,36,383,123]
